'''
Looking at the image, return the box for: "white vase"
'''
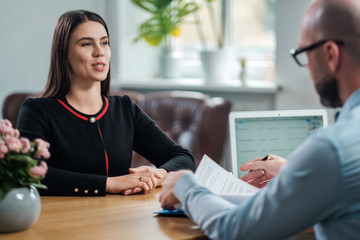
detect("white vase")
[240,68,247,86]
[159,44,182,79]
[200,49,234,83]
[0,186,41,233]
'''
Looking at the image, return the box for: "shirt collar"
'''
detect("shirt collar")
[336,88,360,122]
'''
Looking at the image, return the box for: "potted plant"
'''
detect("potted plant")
[0,119,49,233]
[132,0,198,78]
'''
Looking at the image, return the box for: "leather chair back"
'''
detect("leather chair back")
[137,91,232,167]
[2,92,38,128]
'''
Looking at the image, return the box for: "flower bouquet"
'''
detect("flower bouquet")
[0,119,49,201]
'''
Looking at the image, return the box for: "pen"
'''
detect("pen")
[248,154,271,173]
[261,154,271,161]
[254,154,271,176]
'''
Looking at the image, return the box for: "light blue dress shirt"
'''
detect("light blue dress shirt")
[174,88,360,240]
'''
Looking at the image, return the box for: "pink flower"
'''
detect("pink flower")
[0,119,15,137]
[13,129,20,138]
[34,138,51,159]
[0,119,12,128]
[30,161,48,177]
[0,119,48,198]
[0,140,8,158]
[20,137,31,153]
[5,135,22,152]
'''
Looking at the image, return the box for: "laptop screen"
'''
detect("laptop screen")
[229,110,327,178]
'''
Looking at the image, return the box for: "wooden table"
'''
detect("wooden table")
[0,188,208,240]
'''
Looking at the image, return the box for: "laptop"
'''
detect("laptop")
[229,109,328,178]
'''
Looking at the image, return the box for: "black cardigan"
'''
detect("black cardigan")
[17,95,195,196]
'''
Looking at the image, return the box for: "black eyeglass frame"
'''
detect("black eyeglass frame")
[290,40,345,66]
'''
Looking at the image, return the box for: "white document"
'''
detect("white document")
[195,155,259,194]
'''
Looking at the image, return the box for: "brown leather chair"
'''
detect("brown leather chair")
[136,91,232,167]
[2,90,231,168]
[2,92,38,128]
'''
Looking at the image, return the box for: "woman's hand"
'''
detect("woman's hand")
[106,169,161,195]
[240,154,287,188]
[121,166,168,195]
[129,166,167,186]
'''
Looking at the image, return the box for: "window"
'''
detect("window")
[117,0,275,85]
[180,0,276,82]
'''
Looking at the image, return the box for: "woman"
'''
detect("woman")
[17,10,195,196]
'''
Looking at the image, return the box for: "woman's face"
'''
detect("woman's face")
[67,21,111,85]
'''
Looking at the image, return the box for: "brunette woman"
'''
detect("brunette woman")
[17,10,195,196]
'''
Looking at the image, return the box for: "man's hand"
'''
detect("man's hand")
[240,155,287,188]
[159,170,192,210]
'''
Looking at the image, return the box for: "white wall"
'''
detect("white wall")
[117,1,162,80]
[275,0,316,109]
[275,0,337,123]
[0,0,106,118]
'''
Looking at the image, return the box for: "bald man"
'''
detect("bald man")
[159,0,360,239]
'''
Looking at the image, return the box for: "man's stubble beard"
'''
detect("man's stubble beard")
[313,59,343,108]
[315,76,342,108]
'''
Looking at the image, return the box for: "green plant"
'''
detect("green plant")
[132,0,198,46]
[0,119,49,201]
[194,0,223,49]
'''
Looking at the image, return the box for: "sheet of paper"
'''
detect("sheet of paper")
[195,155,259,194]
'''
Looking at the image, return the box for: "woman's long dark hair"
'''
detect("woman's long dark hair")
[42,10,110,98]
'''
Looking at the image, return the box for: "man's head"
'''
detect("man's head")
[295,0,360,108]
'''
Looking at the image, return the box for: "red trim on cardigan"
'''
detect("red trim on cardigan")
[97,97,108,120]
[97,125,109,174]
[56,97,109,121]
[57,97,110,174]
[57,99,88,121]
[104,151,109,175]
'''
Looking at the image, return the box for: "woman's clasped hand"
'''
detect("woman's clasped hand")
[106,166,168,195]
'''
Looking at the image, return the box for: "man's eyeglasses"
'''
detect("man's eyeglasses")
[290,40,345,67]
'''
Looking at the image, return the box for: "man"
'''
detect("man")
[159,0,360,239]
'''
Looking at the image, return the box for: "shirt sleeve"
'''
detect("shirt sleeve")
[174,135,343,240]
[124,96,195,172]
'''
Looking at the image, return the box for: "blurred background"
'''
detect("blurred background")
[0,0,338,169]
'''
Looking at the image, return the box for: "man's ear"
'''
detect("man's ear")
[325,42,341,72]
